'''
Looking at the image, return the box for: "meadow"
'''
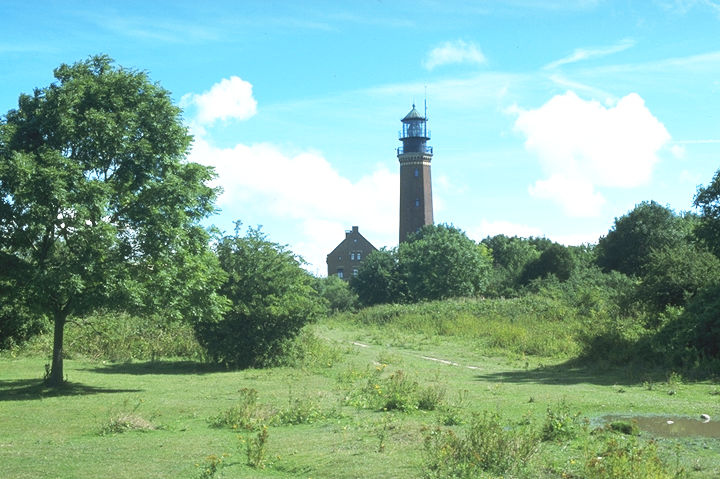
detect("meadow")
[2,301,719,478]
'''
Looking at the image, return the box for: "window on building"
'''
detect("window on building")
[337,269,344,279]
[415,198,420,207]
[353,238,358,243]
[338,255,342,261]
[350,252,355,260]
[414,168,419,177]
[357,252,362,260]
[353,268,358,276]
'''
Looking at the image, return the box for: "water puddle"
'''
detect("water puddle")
[601,415,720,438]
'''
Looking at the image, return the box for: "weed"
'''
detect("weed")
[439,389,470,426]
[195,454,226,479]
[284,329,346,369]
[243,426,269,469]
[582,436,676,478]
[380,370,419,412]
[667,371,683,388]
[209,388,272,431]
[375,414,398,453]
[273,388,339,425]
[345,367,420,412]
[417,384,445,411]
[422,411,540,478]
[99,397,156,435]
[542,400,584,442]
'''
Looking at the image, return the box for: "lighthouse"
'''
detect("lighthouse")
[397,103,433,243]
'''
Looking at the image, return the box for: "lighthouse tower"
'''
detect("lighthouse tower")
[397,103,433,243]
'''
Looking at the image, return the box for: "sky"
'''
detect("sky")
[2,0,720,275]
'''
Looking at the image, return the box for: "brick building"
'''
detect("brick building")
[326,226,377,279]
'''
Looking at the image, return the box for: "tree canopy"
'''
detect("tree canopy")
[351,224,492,305]
[595,201,689,277]
[0,55,224,384]
[694,169,720,258]
[194,225,325,368]
[399,224,492,302]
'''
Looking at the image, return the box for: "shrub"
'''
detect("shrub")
[542,400,584,442]
[313,275,358,312]
[422,411,539,477]
[582,437,675,478]
[209,388,272,431]
[195,225,325,368]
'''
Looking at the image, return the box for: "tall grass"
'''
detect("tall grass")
[333,295,596,359]
[16,312,205,361]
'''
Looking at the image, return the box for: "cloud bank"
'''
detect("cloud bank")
[514,91,670,216]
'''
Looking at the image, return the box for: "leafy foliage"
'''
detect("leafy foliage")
[351,225,491,305]
[399,224,492,302]
[482,234,541,296]
[654,282,720,363]
[422,411,539,478]
[350,248,405,306]
[313,275,358,312]
[637,242,720,312]
[0,55,224,384]
[195,225,325,368]
[595,201,689,277]
[694,168,720,258]
[521,242,575,284]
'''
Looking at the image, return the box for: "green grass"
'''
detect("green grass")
[2,310,720,477]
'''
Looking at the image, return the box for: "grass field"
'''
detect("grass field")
[2,317,720,478]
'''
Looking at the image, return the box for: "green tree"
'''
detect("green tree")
[313,275,358,313]
[398,224,492,302]
[482,235,541,296]
[595,201,688,277]
[521,242,575,284]
[694,169,720,258]
[350,248,405,306]
[195,225,325,368]
[637,243,720,312]
[0,56,224,385]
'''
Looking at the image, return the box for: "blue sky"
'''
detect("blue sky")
[3,0,720,274]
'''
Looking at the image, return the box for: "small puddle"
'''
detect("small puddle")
[601,415,720,438]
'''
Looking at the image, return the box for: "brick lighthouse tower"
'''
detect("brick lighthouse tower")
[398,103,433,243]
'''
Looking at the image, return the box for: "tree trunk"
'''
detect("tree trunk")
[47,310,67,387]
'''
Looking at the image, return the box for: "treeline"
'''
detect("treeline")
[326,175,720,373]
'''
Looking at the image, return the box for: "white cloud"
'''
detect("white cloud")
[544,38,635,70]
[188,136,397,272]
[670,144,686,159]
[528,174,606,217]
[423,40,486,70]
[514,91,670,216]
[181,76,257,125]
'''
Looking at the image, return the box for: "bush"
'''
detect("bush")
[653,282,720,367]
[422,411,539,477]
[195,226,325,368]
[313,275,358,312]
[637,243,720,312]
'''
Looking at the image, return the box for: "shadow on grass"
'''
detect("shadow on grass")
[0,379,142,402]
[82,360,229,376]
[474,359,665,387]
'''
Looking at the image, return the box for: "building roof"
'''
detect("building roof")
[402,104,425,122]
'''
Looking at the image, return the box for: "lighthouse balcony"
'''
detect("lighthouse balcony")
[397,145,433,155]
